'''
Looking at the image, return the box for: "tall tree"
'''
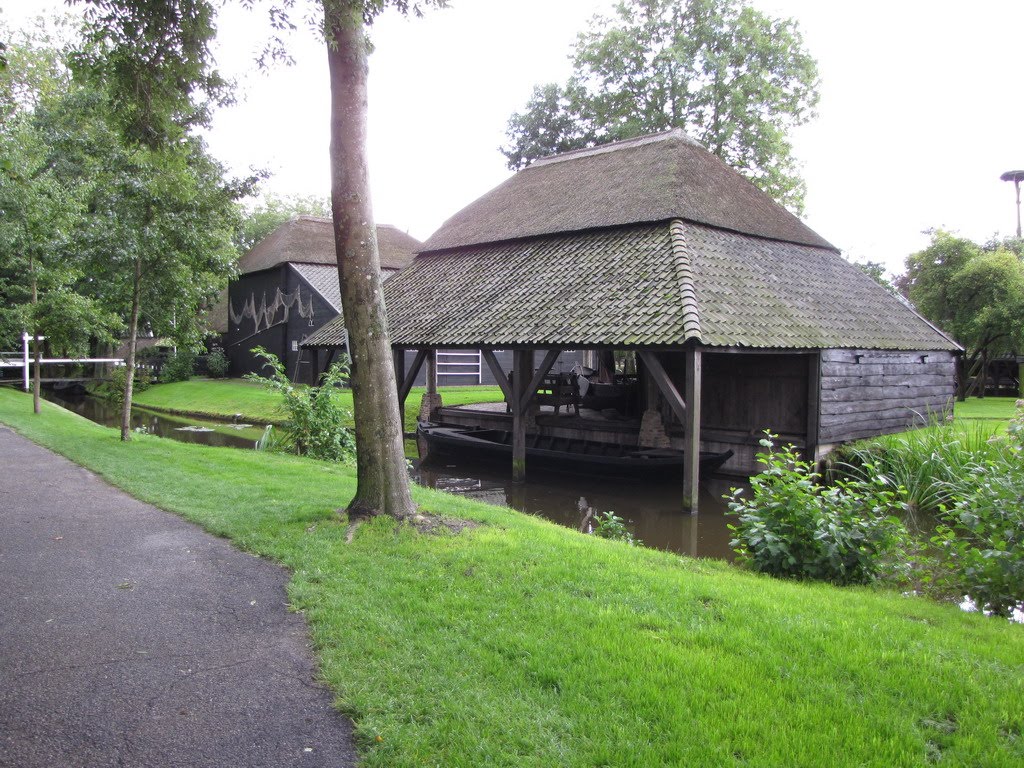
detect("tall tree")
[322,0,444,520]
[74,0,444,517]
[71,1,244,440]
[0,29,120,413]
[502,0,819,212]
[899,231,1024,399]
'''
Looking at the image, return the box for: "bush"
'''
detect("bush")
[245,346,355,463]
[161,349,195,383]
[591,511,640,546]
[92,365,151,404]
[206,347,230,378]
[727,433,908,585]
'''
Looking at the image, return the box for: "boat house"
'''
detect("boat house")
[320,130,961,508]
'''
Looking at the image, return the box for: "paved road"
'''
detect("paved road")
[0,426,357,768]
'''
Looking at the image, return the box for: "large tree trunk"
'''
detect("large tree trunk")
[325,3,417,520]
[120,255,142,441]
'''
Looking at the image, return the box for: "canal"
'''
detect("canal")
[42,391,742,560]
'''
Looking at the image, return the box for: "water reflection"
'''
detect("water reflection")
[414,457,742,561]
[42,392,267,450]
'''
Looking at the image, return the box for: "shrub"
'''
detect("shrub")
[92,365,151,404]
[727,433,908,585]
[245,346,355,463]
[161,349,195,383]
[591,511,640,546]
[206,347,230,378]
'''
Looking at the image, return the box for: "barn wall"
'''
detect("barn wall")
[223,267,290,376]
[817,349,956,444]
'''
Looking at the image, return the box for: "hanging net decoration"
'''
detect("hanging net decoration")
[229,285,315,335]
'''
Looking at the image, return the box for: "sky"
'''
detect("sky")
[4,0,1023,275]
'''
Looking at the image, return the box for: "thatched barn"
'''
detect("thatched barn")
[326,130,960,508]
[212,216,419,382]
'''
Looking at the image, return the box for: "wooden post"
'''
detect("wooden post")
[683,345,702,512]
[806,352,821,465]
[511,348,532,482]
[426,349,437,395]
[393,348,406,430]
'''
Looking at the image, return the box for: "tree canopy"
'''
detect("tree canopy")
[899,231,1024,396]
[501,0,819,212]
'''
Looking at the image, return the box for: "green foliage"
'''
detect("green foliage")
[851,259,898,296]
[205,346,229,378]
[160,349,195,383]
[728,433,908,585]
[898,231,1024,376]
[591,510,640,545]
[502,0,820,211]
[245,346,355,463]
[233,192,330,254]
[92,364,151,404]
[834,418,1003,519]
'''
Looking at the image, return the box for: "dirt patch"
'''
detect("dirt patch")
[405,511,480,536]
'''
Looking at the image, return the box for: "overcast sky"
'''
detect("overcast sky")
[4,0,1023,274]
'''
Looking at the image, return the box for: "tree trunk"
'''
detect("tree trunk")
[30,255,40,415]
[120,255,142,441]
[325,3,416,520]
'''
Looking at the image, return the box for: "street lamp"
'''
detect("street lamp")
[1000,169,1024,239]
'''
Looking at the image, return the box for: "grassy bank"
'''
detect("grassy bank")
[955,396,1018,423]
[2,388,1022,767]
[132,377,505,432]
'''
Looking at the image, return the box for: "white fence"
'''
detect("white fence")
[0,334,124,391]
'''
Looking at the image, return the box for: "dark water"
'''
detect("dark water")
[42,391,268,450]
[413,457,740,560]
[41,391,742,559]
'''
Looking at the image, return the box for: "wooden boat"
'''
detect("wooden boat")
[417,422,733,478]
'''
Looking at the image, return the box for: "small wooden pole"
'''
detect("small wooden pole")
[682,345,702,512]
[426,349,437,395]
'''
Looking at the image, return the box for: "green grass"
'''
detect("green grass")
[132,377,506,432]
[2,387,1023,767]
[954,396,1019,423]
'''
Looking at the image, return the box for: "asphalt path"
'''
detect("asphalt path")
[0,426,357,768]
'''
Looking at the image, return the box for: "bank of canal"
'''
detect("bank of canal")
[40,390,740,559]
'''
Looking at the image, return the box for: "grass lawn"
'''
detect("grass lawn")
[2,387,1022,767]
[954,396,1019,422]
[132,377,506,432]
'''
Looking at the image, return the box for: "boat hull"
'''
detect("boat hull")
[417,423,733,478]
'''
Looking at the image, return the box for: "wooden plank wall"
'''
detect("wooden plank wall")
[818,349,956,444]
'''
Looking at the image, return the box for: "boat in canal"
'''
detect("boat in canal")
[417,421,733,478]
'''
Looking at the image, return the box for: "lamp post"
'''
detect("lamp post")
[1000,169,1024,239]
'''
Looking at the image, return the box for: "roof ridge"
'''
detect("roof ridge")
[669,219,702,343]
[527,128,702,169]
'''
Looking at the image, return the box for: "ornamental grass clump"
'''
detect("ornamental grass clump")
[245,347,355,463]
[727,433,908,586]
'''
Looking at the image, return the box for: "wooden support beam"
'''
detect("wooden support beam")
[425,348,437,395]
[682,345,702,512]
[393,349,406,428]
[519,347,561,413]
[806,352,820,464]
[637,350,687,425]
[481,349,513,403]
[511,349,530,482]
[398,348,429,406]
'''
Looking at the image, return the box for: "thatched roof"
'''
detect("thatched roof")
[423,129,833,253]
[305,130,958,352]
[208,218,420,333]
[241,216,420,273]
